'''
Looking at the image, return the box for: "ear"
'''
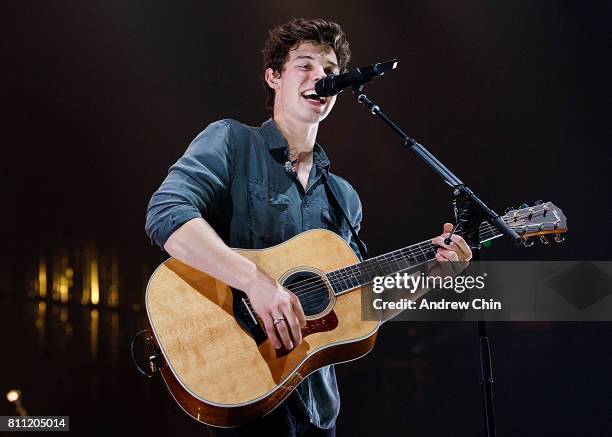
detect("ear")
[264,68,281,90]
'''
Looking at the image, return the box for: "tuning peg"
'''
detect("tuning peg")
[534,200,543,206]
[519,203,529,209]
[539,235,549,245]
[523,238,535,247]
[554,234,565,243]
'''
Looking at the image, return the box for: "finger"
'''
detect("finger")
[281,297,302,346]
[290,293,307,328]
[274,314,294,350]
[441,249,467,275]
[431,235,445,246]
[285,310,303,345]
[443,222,454,234]
[262,315,281,349]
[437,248,460,262]
[445,235,471,261]
[433,234,471,261]
[432,236,461,259]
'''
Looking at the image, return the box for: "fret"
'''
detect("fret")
[394,253,410,271]
[327,270,342,294]
[415,244,428,263]
[381,256,393,273]
[421,242,436,259]
[339,269,350,291]
[346,265,359,288]
[373,257,392,277]
[398,248,415,268]
[406,246,420,263]
[328,218,509,295]
[358,259,376,283]
[335,272,346,292]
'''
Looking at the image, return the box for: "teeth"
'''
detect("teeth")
[302,89,325,102]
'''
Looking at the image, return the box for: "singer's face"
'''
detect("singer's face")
[267,42,340,124]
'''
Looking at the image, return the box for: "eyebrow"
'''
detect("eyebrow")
[295,54,339,69]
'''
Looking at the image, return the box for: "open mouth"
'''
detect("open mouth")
[301,89,326,104]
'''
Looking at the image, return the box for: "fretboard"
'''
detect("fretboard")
[326,220,503,295]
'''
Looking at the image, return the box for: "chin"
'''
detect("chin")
[297,111,326,125]
[310,106,333,123]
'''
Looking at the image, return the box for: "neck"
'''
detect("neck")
[326,220,503,296]
[273,114,318,157]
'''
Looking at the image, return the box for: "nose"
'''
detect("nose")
[312,65,328,83]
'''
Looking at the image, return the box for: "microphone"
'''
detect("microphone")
[284,159,297,176]
[315,59,399,97]
[284,158,298,176]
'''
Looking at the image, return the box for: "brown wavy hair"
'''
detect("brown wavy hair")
[262,18,351,114]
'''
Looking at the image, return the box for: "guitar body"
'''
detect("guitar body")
[145,229,380,428]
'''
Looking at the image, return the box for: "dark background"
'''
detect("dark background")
[2,1,611,435]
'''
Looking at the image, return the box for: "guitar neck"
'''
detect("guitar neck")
[326,220,502,295]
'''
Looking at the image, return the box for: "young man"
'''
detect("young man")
[145,18,471,436]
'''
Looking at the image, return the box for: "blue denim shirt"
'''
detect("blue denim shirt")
[145,118,364,429]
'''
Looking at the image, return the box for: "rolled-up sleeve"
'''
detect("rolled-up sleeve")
[145,120,234,249]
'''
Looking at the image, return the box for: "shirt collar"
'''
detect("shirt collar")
[260,118,331,171]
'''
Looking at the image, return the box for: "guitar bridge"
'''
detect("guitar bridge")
[231,288,267,345]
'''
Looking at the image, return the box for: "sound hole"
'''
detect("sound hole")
[282,270,330,316]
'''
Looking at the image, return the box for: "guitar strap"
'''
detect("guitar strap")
[321,171,370,260]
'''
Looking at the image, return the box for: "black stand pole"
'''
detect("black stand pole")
[351,85,522,247]
[479,321,496,437]
[472,246,496,437]
[351,84,505,437]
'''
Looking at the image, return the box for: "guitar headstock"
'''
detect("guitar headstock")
[502,201,567,246]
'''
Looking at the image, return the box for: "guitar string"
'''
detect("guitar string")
[243,206,558,311]
[248,220,510,312]
[244,208,551,312]
[287,211,524,298]
[283,225,503,308]
[296,228,496,306]
[293,204,558,297]
[296,209,561,306]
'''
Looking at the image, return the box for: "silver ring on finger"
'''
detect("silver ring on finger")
[273,317,285,326]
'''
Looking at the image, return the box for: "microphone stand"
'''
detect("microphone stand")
[351,84,521,437]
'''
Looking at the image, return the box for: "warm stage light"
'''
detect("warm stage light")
[6,390,20,403]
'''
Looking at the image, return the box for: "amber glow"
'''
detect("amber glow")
[90,259,99,305]
[33,243,124,309]
[108,255,119,307]
[90,309,99,358]
[6,390,20,402]
[38,258,47,298]
[35,301,46,339]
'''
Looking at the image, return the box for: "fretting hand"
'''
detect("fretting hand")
[429,222,472,276]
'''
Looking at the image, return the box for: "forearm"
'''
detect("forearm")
[163,217,263,295]
[163,217,305,349]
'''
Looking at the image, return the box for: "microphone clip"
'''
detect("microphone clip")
[284,159,298,175]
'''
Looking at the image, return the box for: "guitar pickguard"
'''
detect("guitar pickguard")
[275,310,339,358]
[231,284,339,358]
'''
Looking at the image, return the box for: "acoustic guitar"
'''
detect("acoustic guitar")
[144,202,566,427]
